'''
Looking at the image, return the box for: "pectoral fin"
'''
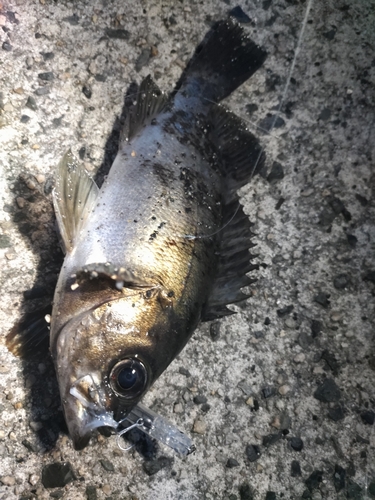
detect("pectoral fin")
[53,151,99,253]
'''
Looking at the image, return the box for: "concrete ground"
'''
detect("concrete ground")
[0,0,374,499]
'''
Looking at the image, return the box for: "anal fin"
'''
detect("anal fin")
[201,202,258,321]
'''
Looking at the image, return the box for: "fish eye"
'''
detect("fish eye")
[109,358,148,400]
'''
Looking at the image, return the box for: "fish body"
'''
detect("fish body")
[51,19,266,449]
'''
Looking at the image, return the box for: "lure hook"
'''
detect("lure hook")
[116,418,144,451]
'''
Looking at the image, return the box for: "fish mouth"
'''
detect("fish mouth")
[63,374,121,450]
[64,395,119,450]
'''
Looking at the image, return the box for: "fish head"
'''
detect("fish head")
[53,283,184,450]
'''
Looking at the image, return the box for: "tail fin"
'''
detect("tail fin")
[176,18,267,103]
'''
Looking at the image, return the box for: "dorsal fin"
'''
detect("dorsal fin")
[208,104,265,200]
[52,151,99,253]
[121,75,167,143]
[202,106,264,321]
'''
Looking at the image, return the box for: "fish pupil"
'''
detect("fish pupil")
[117,367,137,390]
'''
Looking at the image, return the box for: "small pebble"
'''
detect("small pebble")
[333,274,350,290]
[36,174,45,184]
[4,102,13,112]
[148,44,158,58]
[290,437,304,451]
[192,416,207,434]
[29,473,39,486]
[267,161,284,183]
[312,491,322,500]
[26,95,37,110]
[314,292,330,308]
[290,460,302,477]
[360,410,375,425]
[41,462,75,488]
[16,196,25,208]
[301,188,314,197]
[226,458,239,468]
[38,71,54,81]
[285,317,296,328]
[263,432,282,447]
[143,456,173,476]
[305,470,323,491]
[0,476,15,486]
[271,415,281,428]
[86,485,97,500]
[245,444,261,462]
[82,85,92,99]
[25,374,36,387]
[30,421,43,432]
[179,366,191,377]
[100,459,114,472]
[193,395,207,405]
[135,48,151,72]
[328,405,345,421]
[262,386,276,398]
[330,312,342,322]
[2,41,12,51]
[173,402,184,414]
[34,87,50,96]
[14,401,23,410]
[294,353,306,363]
[26,178,36,189]
[101,484,111,495]
[279,384,291,396]
[314,378,341,403]
[26,56,34,68]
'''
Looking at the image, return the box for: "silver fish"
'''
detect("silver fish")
[51,18,266,450]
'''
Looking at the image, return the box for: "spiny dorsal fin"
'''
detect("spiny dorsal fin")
[202,106,264,321]
[208,104,265,201]
[52,151,99,253]
[122,75,167,143]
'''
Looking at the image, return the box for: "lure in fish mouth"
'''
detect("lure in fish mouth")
[50,17,267,451]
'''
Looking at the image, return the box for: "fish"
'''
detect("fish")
[50,18,267,450]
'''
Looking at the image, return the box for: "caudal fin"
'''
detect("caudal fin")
[176,18,267,103]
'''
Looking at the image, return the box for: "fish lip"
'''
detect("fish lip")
[65,409,118,450]
[63,384,120,450]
